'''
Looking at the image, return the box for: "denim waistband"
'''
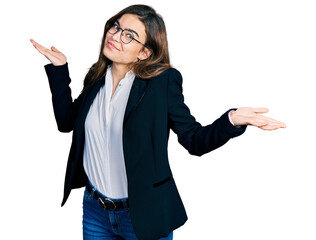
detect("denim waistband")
[86,180,129,202]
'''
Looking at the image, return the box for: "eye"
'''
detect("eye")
[113,24,119,30]
[126,33,133,40]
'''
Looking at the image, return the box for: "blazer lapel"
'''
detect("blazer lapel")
[123,77,150,125]
[75,74,149,129]
[76,75,105,128]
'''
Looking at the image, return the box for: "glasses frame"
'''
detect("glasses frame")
[108,24,148,49]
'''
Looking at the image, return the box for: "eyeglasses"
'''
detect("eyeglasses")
[108,23,148,48]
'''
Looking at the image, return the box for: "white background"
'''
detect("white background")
[1,0,315,239]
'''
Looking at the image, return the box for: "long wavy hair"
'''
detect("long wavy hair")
[82,4,171,91]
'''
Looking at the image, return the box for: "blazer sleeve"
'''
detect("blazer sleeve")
[44,62,85,132]
[167,68,246,156]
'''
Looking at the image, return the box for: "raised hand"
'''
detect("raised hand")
[230,107,286,130]
[30,39,67,66]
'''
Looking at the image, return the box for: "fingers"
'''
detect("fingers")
[30,39,67,66]
[248,115,286,130]
[30,39,44,51]
[30,39,50,56]
[258,121,286,130]
[249,107,287,130]
[251,108,286,129]
[260,113,287,129]
[30,39,39,51]
[30,38,36,47]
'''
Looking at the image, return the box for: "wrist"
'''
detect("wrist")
[229,110,242,128]
[228,110,236,126]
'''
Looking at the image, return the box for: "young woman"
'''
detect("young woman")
[30,4,286,240]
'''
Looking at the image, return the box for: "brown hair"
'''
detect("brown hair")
[82,4,171,91]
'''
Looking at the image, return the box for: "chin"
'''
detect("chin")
[103,48,115,61]
[103,47,135,66]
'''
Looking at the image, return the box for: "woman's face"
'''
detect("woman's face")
[103,13,151,66]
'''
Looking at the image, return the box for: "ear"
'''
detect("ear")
[138,48,152,61]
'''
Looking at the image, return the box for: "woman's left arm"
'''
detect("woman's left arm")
[167,69,286,156]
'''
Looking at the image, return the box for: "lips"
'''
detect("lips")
[107,41,119,51]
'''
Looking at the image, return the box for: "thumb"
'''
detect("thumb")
[253,107,269,114]
[51,46,60,52]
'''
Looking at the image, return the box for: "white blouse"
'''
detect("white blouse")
[83,65,135,199]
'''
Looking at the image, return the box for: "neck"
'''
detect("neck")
[112,63,131,84]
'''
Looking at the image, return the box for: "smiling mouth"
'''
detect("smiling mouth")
[107,41,119,51]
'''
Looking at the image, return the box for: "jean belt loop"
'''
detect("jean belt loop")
[91,187,96,199]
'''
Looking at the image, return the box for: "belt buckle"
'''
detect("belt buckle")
[98,198,117,210]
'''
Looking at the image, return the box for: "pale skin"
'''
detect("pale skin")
[30,13,286,130]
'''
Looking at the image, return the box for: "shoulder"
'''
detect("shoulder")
[150,67,183,83]
[160,67,181,77]
[147,68,184,95]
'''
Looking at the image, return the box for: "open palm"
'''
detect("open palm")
[230,107,286,130]
[30,39,67,66]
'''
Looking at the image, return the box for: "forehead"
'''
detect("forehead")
[117,14,146,35]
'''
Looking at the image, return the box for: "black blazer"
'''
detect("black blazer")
[44,63,246,240]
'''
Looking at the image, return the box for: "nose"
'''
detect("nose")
[112,30,122,42]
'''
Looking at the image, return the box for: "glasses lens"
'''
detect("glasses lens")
[121,30,133,44]
[108,24,119,34]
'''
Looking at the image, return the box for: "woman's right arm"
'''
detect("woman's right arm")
[31,39,84,132]
[44,63,85,132]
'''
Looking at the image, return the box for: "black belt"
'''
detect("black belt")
[86,182,129,210]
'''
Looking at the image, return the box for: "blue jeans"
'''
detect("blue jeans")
[82,187,173,240]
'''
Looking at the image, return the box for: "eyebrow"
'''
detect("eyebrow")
[115,20,140,38]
